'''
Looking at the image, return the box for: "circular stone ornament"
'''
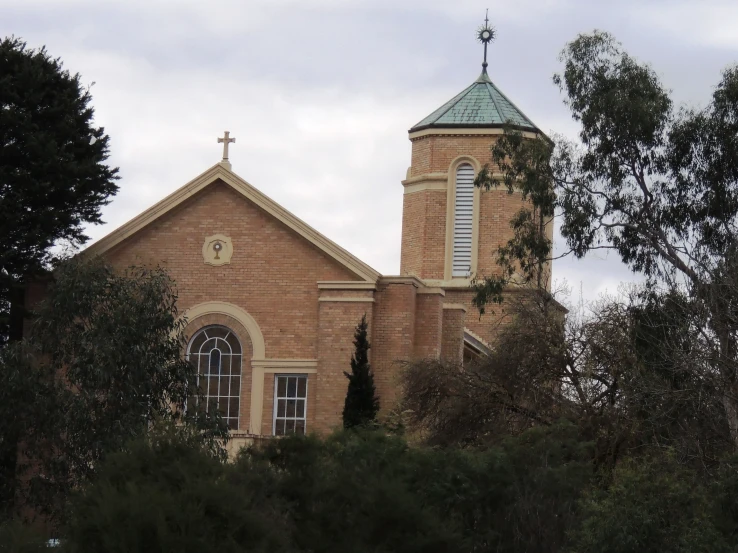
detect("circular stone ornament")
[202,234,233,266]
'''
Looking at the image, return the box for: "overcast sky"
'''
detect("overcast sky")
[3,0,737,303]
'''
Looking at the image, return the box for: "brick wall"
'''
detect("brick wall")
[409,134,501,177]
[371,278,418,411]
[441,305,466,364]
[403,132,550,288]
[414,291,444,359]
[103,180,364,436]
[400,190,446,279]
[315,298,373,433]
[106,180,361,360]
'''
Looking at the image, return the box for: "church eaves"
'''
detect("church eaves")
[409,69,539,133]
[83,163,381,283]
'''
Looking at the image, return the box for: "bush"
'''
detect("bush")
[570,455,728,553]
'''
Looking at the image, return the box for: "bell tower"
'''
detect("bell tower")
[400,18,545,290]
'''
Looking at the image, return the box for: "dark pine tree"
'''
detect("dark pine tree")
[0,37,119,521]
[342,315,379,428]
[0,37,119,345]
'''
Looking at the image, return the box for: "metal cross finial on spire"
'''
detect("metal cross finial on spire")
[476,10,496,74]
[217,131,236,165]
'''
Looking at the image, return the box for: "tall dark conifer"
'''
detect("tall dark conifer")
[0,37,119,344]
[342,315,379,428]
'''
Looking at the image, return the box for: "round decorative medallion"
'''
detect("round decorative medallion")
[202,234,233,266]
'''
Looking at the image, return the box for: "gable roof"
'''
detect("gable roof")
[410,69,539,133]
[84,162,381,283]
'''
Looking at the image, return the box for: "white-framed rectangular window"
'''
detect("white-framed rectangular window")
[273,374,308,436]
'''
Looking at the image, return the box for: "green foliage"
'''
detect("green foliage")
[0,520,50,552]
[0,37,119,343]
[246,423,593,553]
[621,289,731,465]
[425,422,593,553]
[64,427,290,553]
[473,130,556,311]
[570,455,729,553]
[0,258,226,524]
[40,424,593,553]
[342,315,379,428]
[0,344,60,519]
[14,425,738,553]
[247,431,461,553]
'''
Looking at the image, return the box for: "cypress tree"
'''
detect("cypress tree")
[342,314,379,428]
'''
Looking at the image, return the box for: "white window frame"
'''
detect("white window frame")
[186,325,242,431]
[272,374,308,436]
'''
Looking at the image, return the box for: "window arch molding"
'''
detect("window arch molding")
[182,301,267,435]
[183,301,265,360]
[444,155,482,281]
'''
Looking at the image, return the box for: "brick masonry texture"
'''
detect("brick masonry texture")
[441,307,466,364]
[106,181,360,359]
[316,299,372,433]
[37,126,551,438]
[400,190,447,279]
[414,293,444,359]
[409,134,502,177]
[104,180,368,436]
[372,281,417,411]
[402,131,551,344]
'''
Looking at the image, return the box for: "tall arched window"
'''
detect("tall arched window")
[452,163,475,277]
[187,325,242,430]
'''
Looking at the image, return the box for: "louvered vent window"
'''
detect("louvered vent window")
[452,163,475,277]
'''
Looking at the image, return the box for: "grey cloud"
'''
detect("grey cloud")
[1,0,734,303]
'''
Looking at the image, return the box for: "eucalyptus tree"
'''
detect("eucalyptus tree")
[474,31,738,443]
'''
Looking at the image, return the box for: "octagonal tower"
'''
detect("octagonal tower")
[399,31,550,344]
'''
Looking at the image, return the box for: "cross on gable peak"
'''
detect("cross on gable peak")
[217,130,236,168]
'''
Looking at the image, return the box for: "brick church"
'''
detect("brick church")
[82,35,546,449]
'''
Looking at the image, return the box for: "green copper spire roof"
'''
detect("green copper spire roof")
[409,69,539,133]
[410,16,539,134]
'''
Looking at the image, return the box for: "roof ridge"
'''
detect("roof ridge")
[84,163,381,282]
[483,81,505,123]
[487,78,536,127]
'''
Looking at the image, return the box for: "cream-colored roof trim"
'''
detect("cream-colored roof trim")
[422,278,474,288]
[317,281,377,290]
[262,367,317,374]
[378,275,425,288]
[318,297,375,303]
[409,128,542,140]
[416,287,445,296]
[252,359,317,368]
[463,327,492,351]
[401,172,448,186]
[403,182,448,194]
[85,163,380,283]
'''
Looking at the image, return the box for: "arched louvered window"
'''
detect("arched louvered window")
[187,325,242,430]
[452,163,475,277]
